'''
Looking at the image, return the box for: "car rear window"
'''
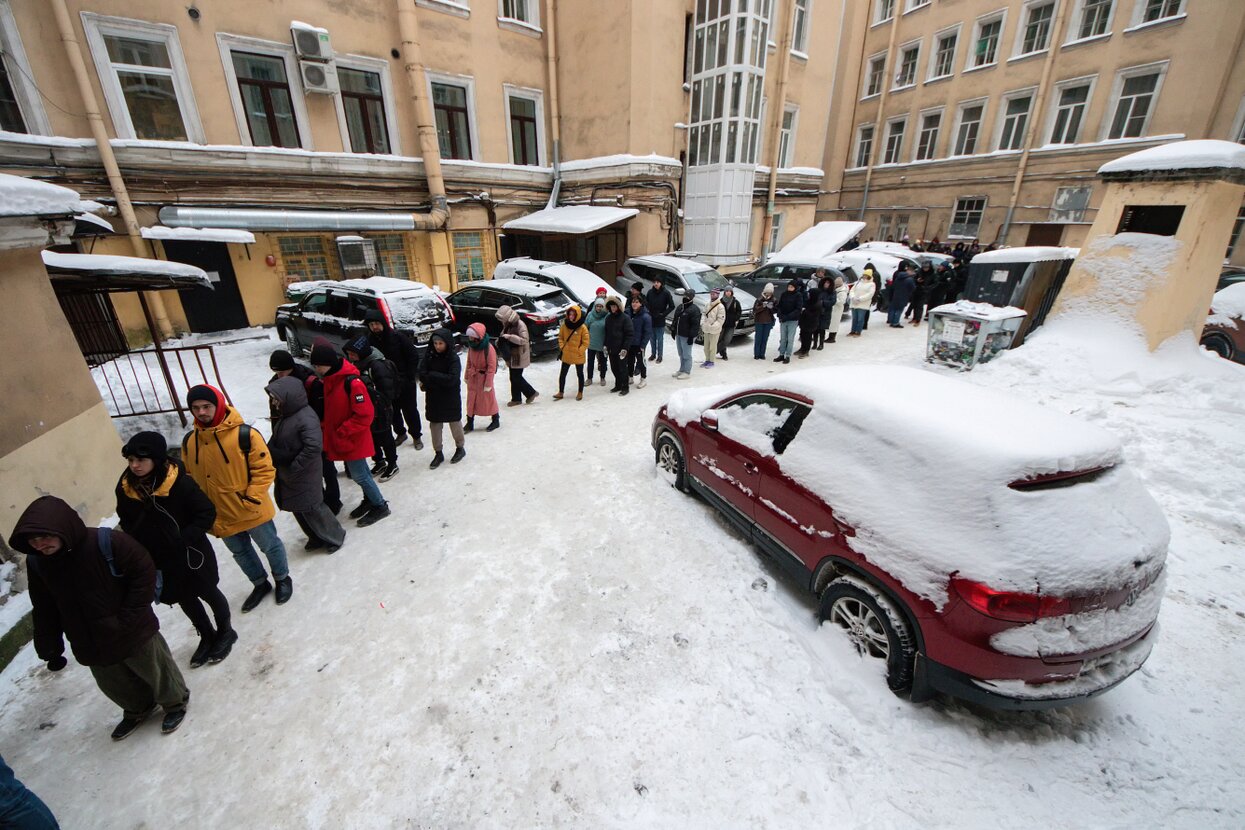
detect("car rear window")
[387,293,445,328]
[530,290,572,313]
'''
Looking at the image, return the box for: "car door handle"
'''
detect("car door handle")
[743,462,758,474]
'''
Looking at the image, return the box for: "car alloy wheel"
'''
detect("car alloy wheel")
[819,575,916,694]
[285,329,302,358]
[655,433,689,493]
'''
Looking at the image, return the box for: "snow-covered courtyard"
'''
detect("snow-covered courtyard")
[2,317,1243,828]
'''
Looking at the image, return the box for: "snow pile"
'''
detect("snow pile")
[0,173,88,217]
[1051,232,1182,328]
[1098,139,1245,175]
[1209,282,1245,328]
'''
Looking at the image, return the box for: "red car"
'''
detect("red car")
[652,366,1169,709]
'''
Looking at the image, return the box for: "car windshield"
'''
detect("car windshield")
[531,290,573,313]
[684,267,730,293]
[386,292,444,328]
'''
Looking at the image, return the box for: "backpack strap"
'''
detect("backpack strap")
[238,423,253,487]
[96,527,121,577]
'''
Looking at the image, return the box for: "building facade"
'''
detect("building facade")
[817,0,1245,262]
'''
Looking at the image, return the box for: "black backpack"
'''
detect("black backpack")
[182,424,253,487]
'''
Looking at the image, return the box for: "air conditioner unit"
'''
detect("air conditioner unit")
[291,22,332,61]
[300,60,339,95]
[337,236,378,275]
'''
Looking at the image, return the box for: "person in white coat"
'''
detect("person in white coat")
[847,271,877,337]
[827,275,848,343]
[700,289,726,368]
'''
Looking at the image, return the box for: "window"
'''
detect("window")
[1018,2,1055,55]
[883,118,906,164]
[916,110,941,160]
[279,236,337,281]
[1049,80,1092,144]
[894,42,919,89]
[1106,67,1163,139]
[506,87,544,166]
[854,124,874,168]
[1075,0,1113,40]
[716,394,809,455]
[1116,204,1184,236]
[232,51,300,148]
[864,54,885,97]
[769,212,784,254]
[778,107,797,167]
[1050,186,1092,222]
[906,0,931,10]
[0,54,23,132]
[432,81,474,160]
[367,234,413,280]
[894,213,910,240]
[339,67,391,154]
[950,197,986,239]
[953,102,985,155]
[453,231,488,282]
[998,94,1033,150]
[499,0,539,26]
[82,15,201,142]
[875,0,895,24]
[878,214,893,240]
[1141,0,1182,24]
[970,14,1004,68]
[1236,98,1245,143]
[1227,207,1245,258]
[930,28,958,80]
[791,0,809,53]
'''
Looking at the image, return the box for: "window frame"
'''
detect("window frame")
[874,0,896,26]
[0,0,48,134]
[995,87,1036,151]
[914,106,943,161]
[950,196,987,240]
[882,115,908,165]
[1012,0,1058,59]
[892,38,922,91]
[966,9,1007,72]
[852,123,875,169]
[1231,95,1245,144]
[769,211,785,254]
[332,54,401,156]
[790,0,810,56]
[426,70,481,162]
[927,24,960,82]
[1044,74,1097,145]
[497,0,541,32]
[82,12,204,143]
[1066,0,1116,44]
[951,97,988,156]
[862,53,886,99]
[777,104,799,168]
[217,33,312,149]
[1227,207,1245,259]
[503,83,547,167]
[904,0,932,12]
[417,0,471,19]
[1100,61,1168,141]
[452,230,490,283]
[1130,0,1184,28]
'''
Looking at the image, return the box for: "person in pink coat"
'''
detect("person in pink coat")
[463,322,500,432]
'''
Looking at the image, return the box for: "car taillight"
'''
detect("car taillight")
[951,578,1072,623]
[523,312,558,325]
[439,295,455,323]
[378,299,395,329]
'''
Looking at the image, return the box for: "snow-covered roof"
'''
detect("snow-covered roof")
[0,173,91,217]
[970,246,1080,265]
[141,226,256,244]
[929,300,1028,321]
[502,206,638,234]
[481,278,567,296]
[770,221,866,263]
[74,212,115,235]
[41,251,211,291]
[665,365,1168,605]
[632,253,714,273]
[1098,139,1245,176]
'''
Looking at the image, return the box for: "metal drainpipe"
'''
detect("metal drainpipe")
[544,0,562,209]
[856,6,903,225]
[758,0,799,263]
[51,0,173,340]
[998,0,1072,244]
[396,0,450,233]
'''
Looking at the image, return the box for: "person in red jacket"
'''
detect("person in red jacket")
[309,342,390,527]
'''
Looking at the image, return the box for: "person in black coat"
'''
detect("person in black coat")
[775,281,804,362]
[796,286,823,358]
[419,328,465,468]
[602,298,635,395]
[717,288,742,360]
[887,265,916,327]
[115,431,236,669]
[669,292,701,378]
[270,349,340,514]
[266,376,346,554]
[645,278,675,363]
[909,263,935,324]
[345,335,401,480]
[364,309,424,450]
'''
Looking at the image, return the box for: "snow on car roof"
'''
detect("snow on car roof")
[666,365,1167,605]
[336,277,435,294]
[1209,281,1245,325]
[495,257,620,302]
[482,278,566,295]
[633,254,715,273]
[971,246,1080,265]
[769,221,866,263]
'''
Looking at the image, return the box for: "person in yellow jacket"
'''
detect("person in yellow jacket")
[182,385,293,612]
[554,305,590,400]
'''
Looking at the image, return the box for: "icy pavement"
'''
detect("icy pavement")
[2,318,1243,828]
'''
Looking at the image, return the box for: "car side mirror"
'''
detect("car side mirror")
[674,287,685,295]
[700,410,719,432]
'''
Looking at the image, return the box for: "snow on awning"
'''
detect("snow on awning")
[971,246,1080,265]
[74,212,115,236]
[41,251,212,293]
[141,226,256,244]
[502,206,638,235]
[769,221,866,263]
[0,173,94,217]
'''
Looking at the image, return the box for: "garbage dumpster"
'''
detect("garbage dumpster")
[926,301,1027,370]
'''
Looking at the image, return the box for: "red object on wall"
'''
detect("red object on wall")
[265,254,276,266]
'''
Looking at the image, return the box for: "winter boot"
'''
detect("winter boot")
[828,332,837,343]
[553,392,564,400]
[450,446,467,464]
[464,417,475,433]
[189,630,215,669]
[576,390,583,401]
[394,431,409,447]
[637,378,647,389]
[349,501,372,520]
[304,538,325,552]
[369,460,386,476]
[486,415,501,432]
[413,436,424,450]
[161,701,188,735]
[358,502,391,527]
[619,387,629,396]
[274,576,294,605]
[240,580,272,613]
[110,704,158,741]
[526,391,540,404]
[430,451,445,469]
[380,464,400,482]
[206,628,238,665]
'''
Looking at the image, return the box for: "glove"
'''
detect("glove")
[619,350,628,359]
[46,656,67,672]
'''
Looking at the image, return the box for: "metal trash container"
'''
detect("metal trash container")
[926,301,1027,370]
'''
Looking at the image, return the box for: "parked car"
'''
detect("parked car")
[444,278,577,356]
[858,241,956,269]
[652,366,1169,709]
[276,276,454,357]
[730,261,856,314]
[493,257,625,312]
[619,254,756,338]
[1202,281,1245,364]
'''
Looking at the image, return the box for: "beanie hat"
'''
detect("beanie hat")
[763,282,775,296]
[345,335,372,359]
[631,281,643,293]
[466,322,486,340]
[710,289,720,299]
[595,286,608,296]
[121,431,168,463]
[186,385,227,427]
[363,308,385,324]
[310,342,338,366]
[269,349,295,372]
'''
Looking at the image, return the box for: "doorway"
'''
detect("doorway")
[1025,224,1065,246]
[160,240,250,332]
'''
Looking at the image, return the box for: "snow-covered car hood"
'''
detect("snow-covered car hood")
[665,366,1170,607]
[770,221,866,263]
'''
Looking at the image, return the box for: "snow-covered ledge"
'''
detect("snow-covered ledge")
[1097,139,1245,183]
[559,154,683,185]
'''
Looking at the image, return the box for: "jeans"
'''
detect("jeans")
[0,754,59,829]
[651,324,666,360]
[851,308,869,334]
[887,305,904,326]
[509,367,537,403]
[628,349,647,379]
[778,320,798,357]
[222,519,289,585]
[344,458,386,508]
[676,335,694,374]
[753,322,774,357]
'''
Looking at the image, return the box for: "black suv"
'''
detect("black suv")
[275,277,455,357]
[445,278,577,356]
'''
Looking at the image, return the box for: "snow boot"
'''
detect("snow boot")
[553,392,564,400]
[349,501,372,520]
[358,502,391,527]
[161,703,188,735]
[189,631,215,669]
[486,415,501,431]
[464,417,475,433]
[394,431,408,447]
[110,704,158,741]
[207,628,238,664]
[274,576,294,605]
[450,446,467,464]
[637,378,647,389]
[430,451,445,469]
[304,538,325,552]
[828,332,837,343]
[576,391,583,400]
[619,387,629,396]
[241,580,272,613]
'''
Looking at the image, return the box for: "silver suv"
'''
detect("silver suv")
[618,254,756,338]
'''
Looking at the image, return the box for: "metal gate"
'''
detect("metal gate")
[55,290,128,368]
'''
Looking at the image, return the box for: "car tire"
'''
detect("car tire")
[654,433,690,493]
[819,575,916,695]
[1200,332,1235,361]
[285,328,302,358]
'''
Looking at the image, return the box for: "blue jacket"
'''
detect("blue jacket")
[627,306,653,349]
[585,307,609,350]
[776,288,804,323]
[890,271,916,309]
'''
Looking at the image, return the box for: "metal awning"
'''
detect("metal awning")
[159,205,417,232]
[42,251,212,293]
[74,212,115,237]
[141,226,257,244]
[502,205,638,235]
